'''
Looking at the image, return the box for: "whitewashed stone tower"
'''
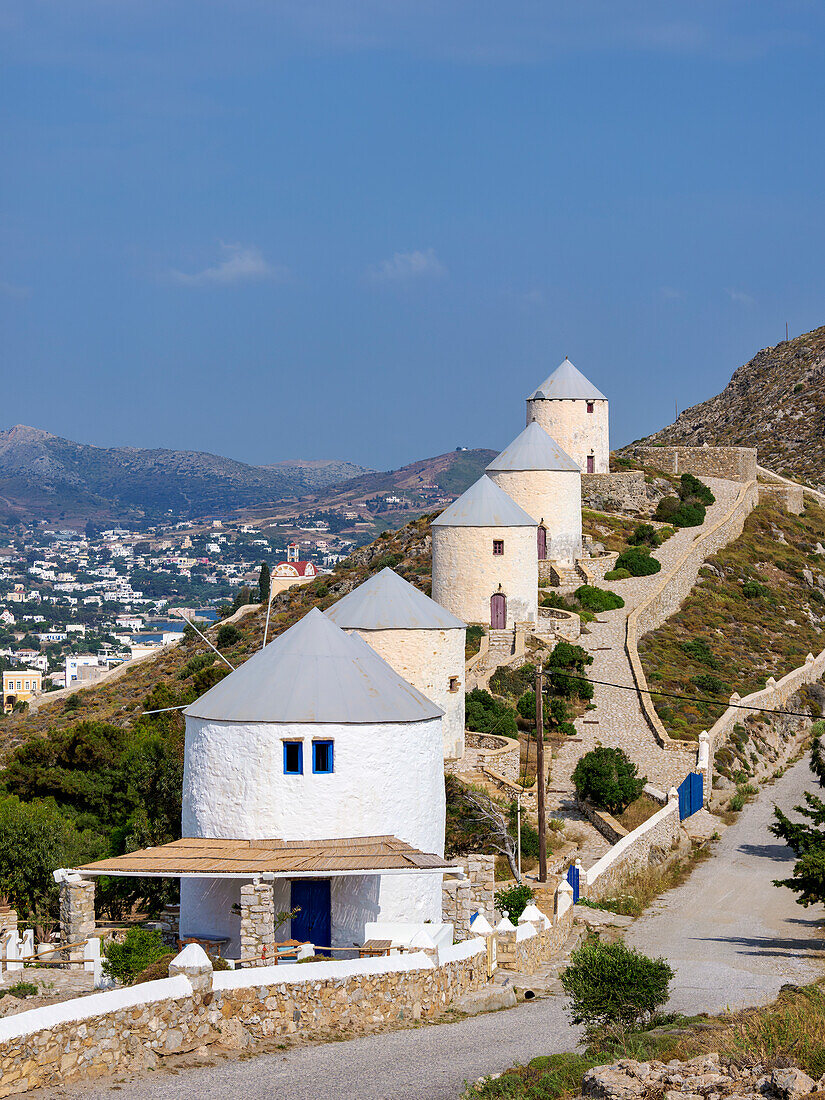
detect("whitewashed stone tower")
[326,567,466,761]
[431,475,538,629]
[180,608,445,950]
[526,357,609,474]
[486,422,582,562]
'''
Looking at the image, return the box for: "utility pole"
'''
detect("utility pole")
[535,664,547,882]
[516,793,522,883]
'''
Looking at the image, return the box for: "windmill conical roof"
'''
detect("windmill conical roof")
[326,568,465,631]
[486,422,580,473]
[431,476,537,528]
[528,357,607,401]
[185,607,442,724]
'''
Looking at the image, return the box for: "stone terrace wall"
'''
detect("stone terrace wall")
[626,479,759,753]
[634,446,757,482]
[461,733,520,784]
[584,798,681,902]
[758,483,805,514]
[582,472,648,513]
[699,648,825,793]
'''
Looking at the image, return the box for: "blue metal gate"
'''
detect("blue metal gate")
[566,863,580,903]
[677,771,703,820]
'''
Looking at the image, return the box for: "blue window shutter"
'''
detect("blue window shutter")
[312,740,334,774]
[283,741,303,775]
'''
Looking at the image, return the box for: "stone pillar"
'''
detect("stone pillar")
[239,879,275,967]
[466,855,496,919]
[442,870,472,941]
[59,874,95,962]
[158,904,180,948]
[169,942,213,995]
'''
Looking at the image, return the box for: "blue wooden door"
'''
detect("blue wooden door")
[566,864,580,903]
[290,880,331,954]
[677,772,704,820]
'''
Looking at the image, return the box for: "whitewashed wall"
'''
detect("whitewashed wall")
[526,398,609,473]
[432,525,538,628]
[487,468,582,561]
[348,627,465,760]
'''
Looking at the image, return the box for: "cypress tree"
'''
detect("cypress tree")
[258,561,271,603]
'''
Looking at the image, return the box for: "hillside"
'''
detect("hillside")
[0,425,372,526]
[636,325,825,488]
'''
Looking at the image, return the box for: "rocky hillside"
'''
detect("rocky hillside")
[0,425,372,526]
[637,325,825,488]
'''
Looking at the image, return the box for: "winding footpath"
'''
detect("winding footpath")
[60,757,824,1100]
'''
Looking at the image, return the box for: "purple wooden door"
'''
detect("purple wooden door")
[587,455,595,473]
[537,526,547,560]
[491,593,506,629]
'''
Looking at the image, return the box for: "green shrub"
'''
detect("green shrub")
[742,580,769,598]
[216,623,241,649]
[574,585,625,613]
[465,624,485,659]
[604,567,631,581]
[494,883,534,922]
[560,936,673,1039]
[547,641,594,700]
[614,547,661,576]
[103,929,169,985]
[572,746,646,814]
[508,805,541,860]
[655,496,706,528]
[517,691,535,720]
[490,662,535,699]
[0,981,37,1000]
[191,665,229,695]
[679,472,715,505]
[465,689,518,738]
[628,524,659,547]
[540,591,568,610]
[680,638,719,668]
[691,673,727,695]
[178,653,215,680]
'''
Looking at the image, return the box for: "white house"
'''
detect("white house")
[325,567,467,761]
[431,475,538,629]
[71,609,452,960]
[526,357,610,474]
[486,421,583,562]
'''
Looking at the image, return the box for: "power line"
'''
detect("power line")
[558,671,821,722]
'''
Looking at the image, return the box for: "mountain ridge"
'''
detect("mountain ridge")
[633,324,825,488]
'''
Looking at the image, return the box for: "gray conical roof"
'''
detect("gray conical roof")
[326,568,465,631]
[486,422,580,473]
[431,476,537,528]
[528,357,607,401]
[185,608,442,724]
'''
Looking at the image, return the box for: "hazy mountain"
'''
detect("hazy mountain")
[0,425,372,526]
[635,325,825,488]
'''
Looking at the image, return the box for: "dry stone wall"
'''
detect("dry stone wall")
[584,797,681,901]
[461,733,520,784]
[581,472,647,513]
[633,445,757,482]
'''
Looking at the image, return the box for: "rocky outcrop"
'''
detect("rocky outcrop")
[581,1056,822,1100]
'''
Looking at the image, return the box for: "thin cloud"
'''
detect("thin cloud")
[659,286,684,301]
[169,243,286,286]
[368,247,447,283]
[725,287,755,306]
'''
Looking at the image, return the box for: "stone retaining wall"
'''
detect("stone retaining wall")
[0,890,576,1096]
[633,446,757,482]
[758,483,805,514]
[626,480,759,753]
[577,800,628,845]
[584,796,681,902]
[581,472,648,513]
[461,733,521,783]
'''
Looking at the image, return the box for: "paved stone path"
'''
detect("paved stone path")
[60,756,824,1100]
[547,478,742,852]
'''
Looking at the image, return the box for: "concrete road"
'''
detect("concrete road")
[61,758,824,1100]
[625,756,825,1014]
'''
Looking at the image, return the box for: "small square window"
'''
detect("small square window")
[586,401,594,414]
[448,676,460,693]
[313,740,334,774]
[283,741,303,775]
[492,540,504,556]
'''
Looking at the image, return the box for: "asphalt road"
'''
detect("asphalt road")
[60,757,825,1100]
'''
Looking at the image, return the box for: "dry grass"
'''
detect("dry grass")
[586,844,711,917]
[616,795,661,832]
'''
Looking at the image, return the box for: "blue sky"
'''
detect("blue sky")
[3,2,824,469]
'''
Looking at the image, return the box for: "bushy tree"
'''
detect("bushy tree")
[629,524,659,547]
[572,746,646,814]
[216,623,241,649]
[495,884,534,922]
[547,641,594,700]
[561,937,673,1040]
[103,928,169,984]
[573,585,625,613]
[465,689,518,737]
[771,729,825,907]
